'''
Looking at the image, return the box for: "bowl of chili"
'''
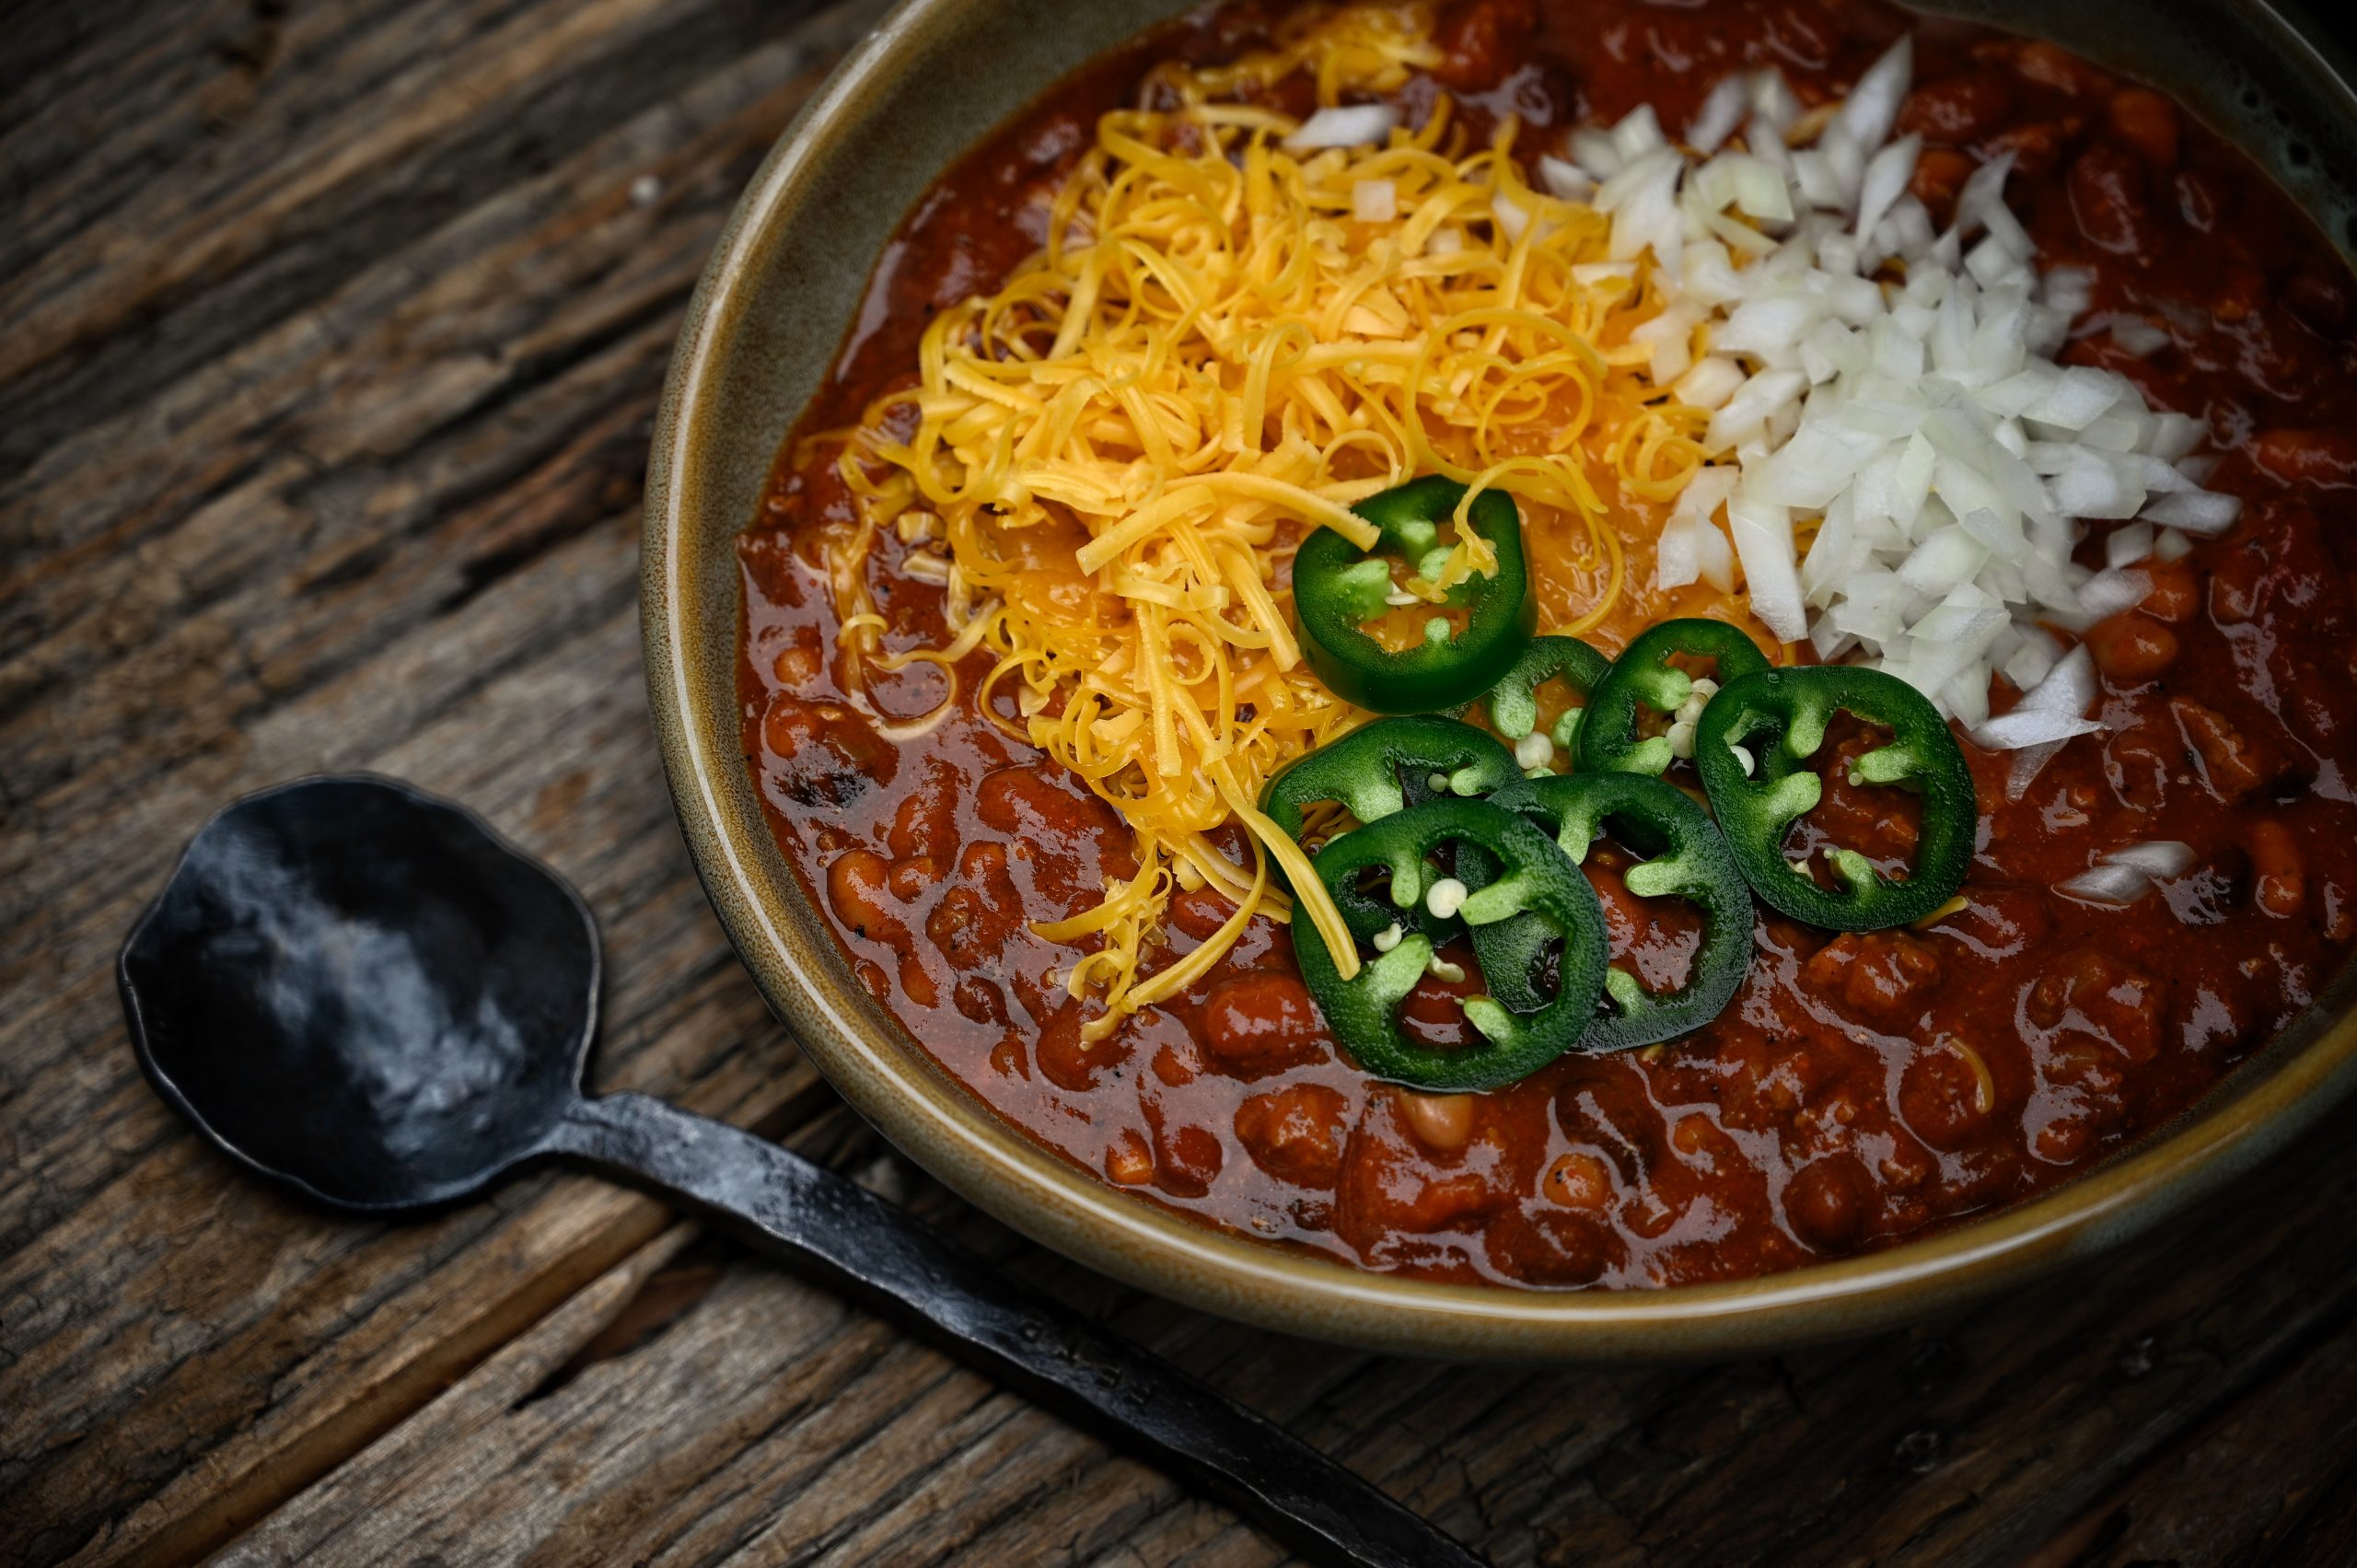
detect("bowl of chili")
[645,0,2357,1357]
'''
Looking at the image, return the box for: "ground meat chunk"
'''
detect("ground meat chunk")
[2027,948,2163,1063]
[1802,931,1945,1024]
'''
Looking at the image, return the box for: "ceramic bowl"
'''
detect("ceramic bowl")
[644,0,2357,1358]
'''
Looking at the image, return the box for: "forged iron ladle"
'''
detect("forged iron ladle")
[118,774,1483,1568]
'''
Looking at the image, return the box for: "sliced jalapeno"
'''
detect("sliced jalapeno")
[1293,476,1536,714]
[1290,798,1609,1093]
[1260,715,1518,923]
[1692,664,1975,931]
[1262,715,1520,840]
[1469,633,1611,749]
[1458,772,1752,1052]
[1578,618,1771,776]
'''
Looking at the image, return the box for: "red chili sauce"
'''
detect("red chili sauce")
[737,0,2357,1287]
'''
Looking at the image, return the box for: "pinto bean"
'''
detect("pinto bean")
[2068,141,2154,256]
[2013,40,2113,98]
[2033,1112,2096,1165]
[887,855,939,901]
[954,977,1009,1028]
[1783,1154,1874,1253]
[1198,971,1329,1077]
[1669,1112,1736,1173]
[2104,718,2175,810]
[976,761,1124,845]
[887,759,960,861]
[1234,1084,1351,1188]
[2171,697,2269,802]
[1543,1150,1615,1210]
[1898,1040,1999,1151]
[2084,611,2180,680]
[1105,1129,1155,1186]
[925,842,1023,970]
[827,849,902,943]
[1037,1001,1129,1091]
[830,848,938,1005]
[1431,0,1537,91]
[1168,885,1240,941]
[1150,1118,1224,1198]
[2138,558,2201,623]
[2247,819,2305,917]
[1399,1091,1477,1152]
[2107,88,2179,167]
[1985,117,2083,179]
[771,638,822,687]
[2209,544,2266,623]
[762,696,898,805]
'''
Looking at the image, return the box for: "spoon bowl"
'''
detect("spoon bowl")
[121,776,595,1210]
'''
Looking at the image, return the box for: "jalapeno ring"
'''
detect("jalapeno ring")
[1293,476,1536,714]
[1691,664,1976,931]
[1459,772,1753,1052]
[1290,797,1608,1093]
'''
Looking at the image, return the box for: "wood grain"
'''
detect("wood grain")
[4,1,2355,1564]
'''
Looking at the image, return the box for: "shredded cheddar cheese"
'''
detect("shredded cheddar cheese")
[819,3,1715,1041]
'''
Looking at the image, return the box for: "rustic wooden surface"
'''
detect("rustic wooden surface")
[5,2,2357,1563]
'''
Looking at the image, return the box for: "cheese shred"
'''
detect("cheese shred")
[817,3,1709,1040]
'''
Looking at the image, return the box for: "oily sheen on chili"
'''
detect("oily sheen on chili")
[738,0,2357,1288]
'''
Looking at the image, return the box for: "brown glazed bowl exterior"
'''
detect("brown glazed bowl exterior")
[646,0,2357,1359]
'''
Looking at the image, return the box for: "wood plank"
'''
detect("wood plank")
[2025,1307,2357,1566]
[202,1098,2357,1567]
[0,1,888,1562]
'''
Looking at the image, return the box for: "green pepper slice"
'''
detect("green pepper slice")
[1578,618,1771,776]
[1290,797,1609,1093]
[1458,772,1753,1052]
[1293,475,1536,714]
[1691,664,1976,931]
[1260,715,1518,915]
[1469,633,1611,748]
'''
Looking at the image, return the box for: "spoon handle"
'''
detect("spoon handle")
[547,1092,1482,1568]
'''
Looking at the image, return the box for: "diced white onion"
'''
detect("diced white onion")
[2002,646,2099,797]
[1970,708,2105,750]
[2075,566,2151,621]
[1352,178,1397,223]
[1538,156,1594,203]
[1839,38,1912,154]
[2106,521,2155,568]
[1689,73,1750,154]
[2143,489,2242,534]
[2059,861,2156,904]
[2060,841,2196,904]
[1283,105,1399,151]
[1557,45,2245,723]
[2106,840,2196,877]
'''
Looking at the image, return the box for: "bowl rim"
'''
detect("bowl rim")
[644,0,2357,1359]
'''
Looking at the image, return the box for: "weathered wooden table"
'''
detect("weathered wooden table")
[6,2,2357,1562]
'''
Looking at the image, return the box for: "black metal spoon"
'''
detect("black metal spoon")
[117,774,1482,1568]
